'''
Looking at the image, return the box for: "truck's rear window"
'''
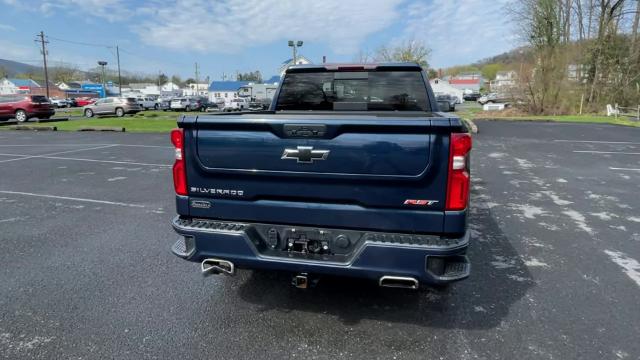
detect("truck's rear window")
[275,71,430,111]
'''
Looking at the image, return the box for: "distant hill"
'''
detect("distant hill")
[472,46,532,67]
[0,59,41,77]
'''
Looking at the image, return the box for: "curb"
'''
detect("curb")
[0,120,18,127]
[9,125,57,131]
[77,127,126,132]
[38,117,68,123]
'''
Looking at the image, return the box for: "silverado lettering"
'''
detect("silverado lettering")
[170,63,472,289]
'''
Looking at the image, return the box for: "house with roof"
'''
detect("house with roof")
[208,80,250,105]
[0,78,42,95]
[56,81,83,90]
[430,78,465,103]
[279,55,312,77]
[184,83,210,97]
[490,70,518,91]
[448,78,482,92]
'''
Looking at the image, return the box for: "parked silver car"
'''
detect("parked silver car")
[170,97,205,111]
[83,97,143,117]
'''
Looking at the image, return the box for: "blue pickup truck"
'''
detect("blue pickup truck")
[170,63,471,289]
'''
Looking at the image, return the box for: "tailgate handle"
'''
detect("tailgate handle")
[283,124,326,138]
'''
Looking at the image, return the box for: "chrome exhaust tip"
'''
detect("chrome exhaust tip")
[201,258,235,277]
[379,276,419,289]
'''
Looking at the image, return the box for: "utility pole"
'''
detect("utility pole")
[35,31,50,98]
[116,45,122,96]
[194,62,199,96]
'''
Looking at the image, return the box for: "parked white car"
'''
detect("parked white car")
[50,98,70,108]
[136,97,159,110]
[223,98,249,111]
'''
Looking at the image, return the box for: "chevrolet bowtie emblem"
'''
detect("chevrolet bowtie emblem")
[281,146,330,164]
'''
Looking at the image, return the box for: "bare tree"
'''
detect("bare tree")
[374,40,431,67]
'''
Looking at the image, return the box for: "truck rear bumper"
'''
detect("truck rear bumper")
[170,216,470,285]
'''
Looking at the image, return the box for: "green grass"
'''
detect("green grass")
[473,114,640,127]
[29,115,180,132]
[27,110,213,132]
[53,108,84,118]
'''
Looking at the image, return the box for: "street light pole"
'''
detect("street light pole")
[288,40,304,66]
[116,45,122,96]
[98,61,108,97]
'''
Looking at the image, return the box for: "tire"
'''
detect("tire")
[84,109,94,118]
[15,110,28,122]
[154,104,159,110]
[115,108,125,117]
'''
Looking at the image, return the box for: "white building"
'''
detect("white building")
[128,83,161,96]
[183,83,209,97]
[0,78,42,95]
[161,82,181,92]
[208,81,249,105]
[490,71,517,91]
[430,78,464,103]
[279,55,312,77]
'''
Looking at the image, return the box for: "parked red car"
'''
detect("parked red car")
[74,97,96,107]
[0,94,55,122]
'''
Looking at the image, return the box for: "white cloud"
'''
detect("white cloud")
[133,0,403,55]
[0,23,16,31]
[3,0,131,21]
[0,39,39,60]
[400,0,519,67]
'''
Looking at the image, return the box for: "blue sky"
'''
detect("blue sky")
[0,0,517,81]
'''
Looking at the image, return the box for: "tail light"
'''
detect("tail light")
[445,133,472,211]
[171,128,187,195]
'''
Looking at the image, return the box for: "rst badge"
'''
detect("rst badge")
[404,199,439,206]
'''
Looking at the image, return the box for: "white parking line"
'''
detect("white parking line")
[0,145,118,163]
[0,144,172,148]
[0,190,146,208]
[0,153,171,167]
[554,140,640,145]
[610,167,640,172]
[604,250,640,288]
[574,150,640,155]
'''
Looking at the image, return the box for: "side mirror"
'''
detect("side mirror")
[437,101,451,112]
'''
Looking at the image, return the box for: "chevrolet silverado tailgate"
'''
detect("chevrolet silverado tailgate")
[182,113,457,234]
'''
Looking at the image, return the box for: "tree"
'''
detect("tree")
[50,65,78,84]
[481,63,504,80]
[374,40,431,67]
[444,65,481,77]
[427,68,438,79]
[158,73,168,86]
[171,75,182,86]
[237,71,262,82]
[0,66,7,79]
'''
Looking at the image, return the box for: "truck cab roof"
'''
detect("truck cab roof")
[285,62,424,73]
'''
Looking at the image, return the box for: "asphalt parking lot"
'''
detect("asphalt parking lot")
[1,121,639,359]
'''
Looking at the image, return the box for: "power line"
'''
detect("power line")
[47,36,112,49]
